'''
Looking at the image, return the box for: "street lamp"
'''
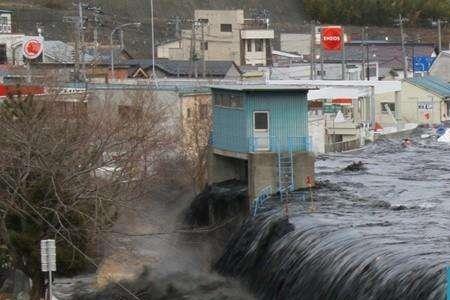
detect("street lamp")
[110,22,141,80]
[150,0,157,82]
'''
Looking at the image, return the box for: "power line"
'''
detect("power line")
[0,175,142,300]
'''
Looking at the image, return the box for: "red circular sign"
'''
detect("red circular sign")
[23,39,43,59]
[321,27,343,51]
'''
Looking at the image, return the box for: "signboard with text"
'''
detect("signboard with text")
[321,26,343,51]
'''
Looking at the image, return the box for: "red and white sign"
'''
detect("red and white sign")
[22,37,43,60]
[321,26,343,51]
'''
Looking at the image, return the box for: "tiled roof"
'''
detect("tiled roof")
[406,76,450,98]
[127,59,238,77]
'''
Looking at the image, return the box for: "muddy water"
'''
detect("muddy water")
[218,133,450,300]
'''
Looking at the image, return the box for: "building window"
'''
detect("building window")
[381,102,396,113]
[198,18,209,24]
[0,44,6,64]
[255,39,264,52]
[317,70,326,76]
[199,104,208,118]
[214,93,243,109]
[254,112,269,130]
[230,94,243,108]
[220,24,232,32]
[201,41,208,51]
[186,108,191,118]
[247,40,252,52]
[0,16,9,33]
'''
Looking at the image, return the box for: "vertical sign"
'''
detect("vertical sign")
[41,239,56,300]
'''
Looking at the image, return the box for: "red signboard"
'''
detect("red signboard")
[23,38,43,60]
[332,98,352,106]
[0,85,45,96]
[321,26,343,51]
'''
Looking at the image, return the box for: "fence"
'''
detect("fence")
[325,138,360,153]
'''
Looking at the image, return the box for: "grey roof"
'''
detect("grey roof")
[211,84,313,92]
[323,42,435,70]
[406,76,450,98]
[84,47,131,65]
[43,40,94,64]
[43,40,75,63]
[127,59,239,77]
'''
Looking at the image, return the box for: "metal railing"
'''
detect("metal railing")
[325,138,360,153]
[211,134,313,154]
[251,185,273,216]
[287,136,312,152]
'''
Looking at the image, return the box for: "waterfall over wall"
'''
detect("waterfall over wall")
[216,215,447,300]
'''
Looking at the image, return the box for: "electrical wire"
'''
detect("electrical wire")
[0,175,143,300]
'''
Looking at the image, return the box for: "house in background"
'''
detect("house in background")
[208,85,315,206]
[157,9,274,67]
[429,51,450,83]
[127,59,241,79]
[399,76,450,125]
[323,41,435,80]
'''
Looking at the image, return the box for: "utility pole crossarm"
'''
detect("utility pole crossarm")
[395,14,409,79]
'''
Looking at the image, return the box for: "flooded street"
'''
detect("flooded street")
[309,134,450,256]
[218,132,450,300]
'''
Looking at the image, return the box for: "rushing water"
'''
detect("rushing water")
[217,132,450,300]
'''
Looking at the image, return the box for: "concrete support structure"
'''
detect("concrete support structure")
[208,150,247,184]
[208,149,316,211]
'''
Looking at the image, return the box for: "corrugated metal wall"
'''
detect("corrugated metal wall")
[245,91,309,152]
[212,105,247,152]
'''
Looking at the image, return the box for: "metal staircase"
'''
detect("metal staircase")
[278,151,294,198]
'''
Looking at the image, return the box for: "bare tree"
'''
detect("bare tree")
[178,96,212,195]
[0,89,171,299]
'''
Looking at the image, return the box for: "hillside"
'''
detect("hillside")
[1,0,447,58]
[0,0,306,57]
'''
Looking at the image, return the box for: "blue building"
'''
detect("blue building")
[208,85,315,208]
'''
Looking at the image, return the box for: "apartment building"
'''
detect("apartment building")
[157,9,274,67]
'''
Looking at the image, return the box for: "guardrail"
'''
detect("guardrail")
[325,138,360,153]
[288,136,312,152]
[251,185,273,216]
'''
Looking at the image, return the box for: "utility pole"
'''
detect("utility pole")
[310,21,316,80]
[395,14,408,79]
[341,30,346,80]
[433,19,448,53]
[361,27,365,80]
[365,27,370,81]
[150,0,156,81]
[200,21,206,78]
[78,0,86,82]
[189,21,198,78]
[169,16,183,48]
[86,4,103,71]
[438,19,442,53]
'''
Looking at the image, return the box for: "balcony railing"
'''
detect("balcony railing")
[211,133,312,153]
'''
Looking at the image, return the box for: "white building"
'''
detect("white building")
[157,10,274,67]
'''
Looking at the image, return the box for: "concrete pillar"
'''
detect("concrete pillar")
[248,152,278,201]
[292,152,316,189]
[395,90,401,121]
